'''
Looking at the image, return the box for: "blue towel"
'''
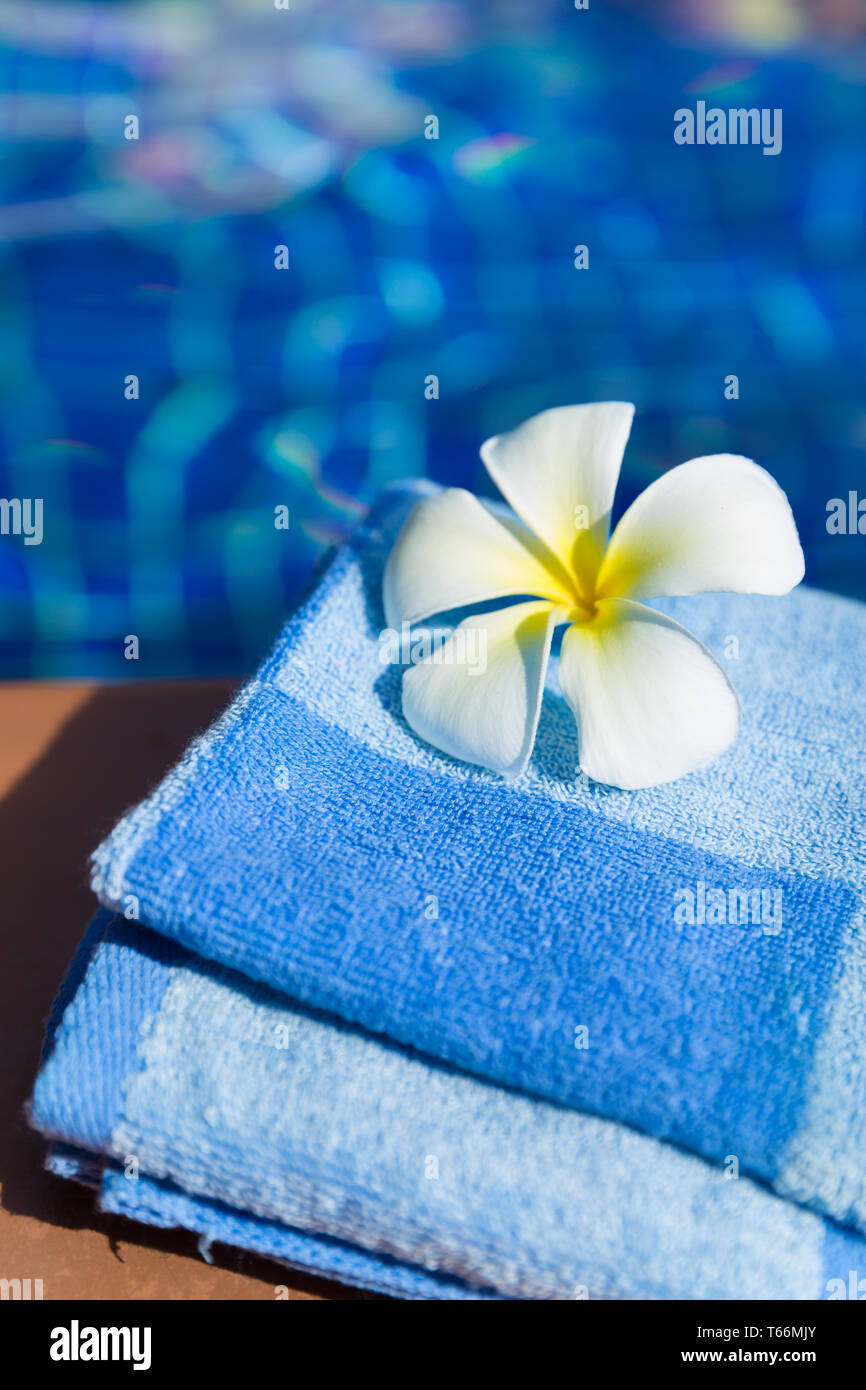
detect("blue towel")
[86,481,866,1238]
[30,912,866,1299]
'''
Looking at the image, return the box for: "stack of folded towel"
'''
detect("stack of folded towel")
[30,482,866,1299]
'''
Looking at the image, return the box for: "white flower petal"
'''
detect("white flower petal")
[401,600,562,778]
[480,402,635,589]
[558,599,740,790]
[383,487,574,628]
[596,454,805,601]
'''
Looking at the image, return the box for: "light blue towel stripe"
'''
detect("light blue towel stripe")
[45,1144,492,1301]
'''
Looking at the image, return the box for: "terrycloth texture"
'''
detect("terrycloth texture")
[88,481,866,1235]
[34,914,491,1300]
[47,1142,489,1301]
[30,913,866,1300]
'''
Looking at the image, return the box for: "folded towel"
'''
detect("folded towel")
[88,481,866,1236]
[45,1143,492,1301]
[30,912,866,1300]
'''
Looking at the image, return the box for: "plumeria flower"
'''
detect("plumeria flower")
[383,403,804,790]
